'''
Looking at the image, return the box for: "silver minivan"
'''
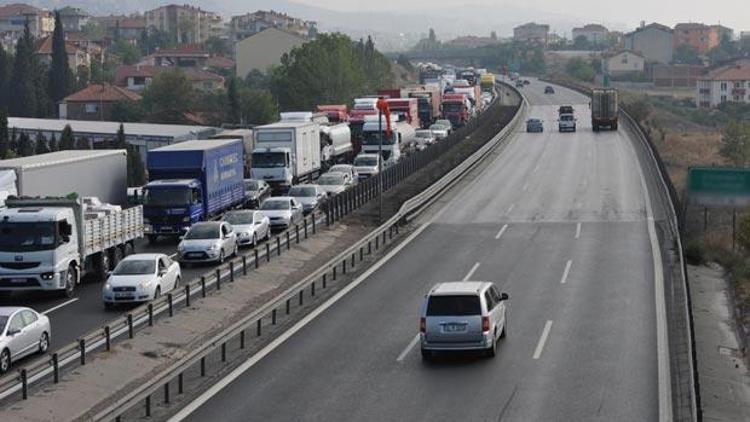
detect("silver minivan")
[419,281,508,359]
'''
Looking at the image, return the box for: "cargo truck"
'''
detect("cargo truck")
[143,139,245,243]
[404,85,441,129]
[316,105,348,123]
[591,88,619,131]
[360,114,416,165]
[480,73,496,93]
[386,98,420,128]
[279,111,353,167]
[0,197,143,297]
[250,121,321,192]
[210,129,255,176]
[0,150,127,205]
[441,93,470,128]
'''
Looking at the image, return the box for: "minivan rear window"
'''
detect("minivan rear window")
[426,295,481,316]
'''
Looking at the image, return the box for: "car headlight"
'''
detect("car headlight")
[41,272,55,280]
[182,216,191,223]
[138,280,150,289]
[208,244,220,251]
[104,281,112,291]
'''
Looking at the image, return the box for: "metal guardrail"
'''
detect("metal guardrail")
[0,83,522,412]
[544,78,700,421]
[93,85,525,421]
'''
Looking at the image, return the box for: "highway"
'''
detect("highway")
[176,81,660,421]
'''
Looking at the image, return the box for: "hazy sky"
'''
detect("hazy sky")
[291,0,750,31]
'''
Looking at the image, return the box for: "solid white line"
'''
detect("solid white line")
[41,298,79,315]
[575,222,582,239]
[495,224,509,240]
[560,260,572,284]
[506,204,515,214]
[167,220,435,422]
[396,334,420,362]
[533,320,553,359]
[463,262,481,281]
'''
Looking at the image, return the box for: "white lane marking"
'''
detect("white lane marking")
[575,222,582,239]
[463,262,481,281]
[533,320,553,359]
[506,204,515,214]
[42,298,79,315]
[560,260,572,284]
[533,165,540,174]
[167,219,435,422]
[521,183,529,192]
[396,334,421,362]
[495,224,509,240]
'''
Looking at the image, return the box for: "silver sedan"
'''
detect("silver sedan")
[0,307,51,373]
[224,210,271,247]
[177,221,238,265]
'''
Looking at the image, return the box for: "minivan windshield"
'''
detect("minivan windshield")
[426,295,481,316]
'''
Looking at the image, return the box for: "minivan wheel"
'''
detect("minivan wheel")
[500,322,507,339]
[486,333,497,358]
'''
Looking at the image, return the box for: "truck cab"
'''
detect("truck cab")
[360,116,416,166]
[250,147,293,190]
[441,94,470,128]
[142,179,203,240]
[0,207,77,294]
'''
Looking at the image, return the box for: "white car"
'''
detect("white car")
[414,129,436,150]
[177,222,238,265]
[353,153,381,179]
[288,184,327,215]
[317,172,351,196]
[327,164,358,185]
[0,307,51,373]
[102,254,181,308]
[259,197,304,231]
[429,123,449,140]
[224,210,271,247]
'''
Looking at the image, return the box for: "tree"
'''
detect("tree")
[34,131,49,154]
[205,36,230,56]
[112,40,141,65]
[429,28,436,43]
[226,77,240,124]
[58,124,75,150]
[244,69,270,90]
[49,11,72,112]
[0,109,8,158]
[18,132,34,157]
[720,120,750,167]
[9,21,38,117]
[0,44,10,109]
[396,54,413,70]
[111,100,146,122]
[238,88,278,125]
[115,123,126,149]
[738,213,750,252]
[573,35,591,50]
[126,146,146,186]
[141,69,194,124]
[674,44,701,65]
[566,57,595,81]
[490,31,498,41]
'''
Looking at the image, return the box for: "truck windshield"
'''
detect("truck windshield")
[443,103,463,112]
[354,156,378,167]
[252,152,287,168]
[0,222,58,252]
[361,131,395,146]
[113,260,156,275]
[143,188,192,207]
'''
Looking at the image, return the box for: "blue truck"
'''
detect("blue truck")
[143,139,245,243]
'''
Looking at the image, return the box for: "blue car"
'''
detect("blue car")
[526,118,544,133]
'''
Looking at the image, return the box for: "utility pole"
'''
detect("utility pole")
[378,108,383,224]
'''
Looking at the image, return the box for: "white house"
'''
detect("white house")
[696,60,750,108]
[603,50,645,76]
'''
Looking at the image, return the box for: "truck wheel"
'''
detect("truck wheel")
[95,252,110,281]
[124,242,135,257]
[147,235,159,245]
[110,247,124,270]
[63,265,77,298]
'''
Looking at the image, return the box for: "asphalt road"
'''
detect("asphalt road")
[180,81,660,421]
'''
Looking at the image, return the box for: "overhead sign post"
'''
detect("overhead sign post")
[688,167,750,249]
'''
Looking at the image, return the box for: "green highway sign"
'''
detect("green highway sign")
[688,167,750,206]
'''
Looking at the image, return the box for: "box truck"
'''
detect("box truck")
[250,121,321,192]
[0,197,143,297]
[591,88,619,131]
[0,150,127,205]
[360,114,416,165]
[143,139,245,242]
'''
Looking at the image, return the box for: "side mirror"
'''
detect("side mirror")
[60,222,72,237]
[158,270,167,277]
[61,235,71,243]
[255,221,263,225]
[499,293,509,301]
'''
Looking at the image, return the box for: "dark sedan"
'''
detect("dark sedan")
[526,118,544,133]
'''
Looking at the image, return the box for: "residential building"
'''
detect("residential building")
[35,36,90,70]
[446,36,497,49]
[115,65,224,93]
[229,10,314,42]
[513,22,550,45]
[94,16,146,41]
[572,24,609,45]
[206,55,235,72]
[145,4,222,44]
[65,32,104,64]
[0,3,54,46]
[59,84,141,121]
[153,44,209,67]
[624,23,673,64]
[7,117,216,161]
[235,27,306,77]
[58,6,90,33]
[608,31,626,49]
[673,23,733,54]
[603,50,645,76]
[696,59,750,108]
[652,64,705,87]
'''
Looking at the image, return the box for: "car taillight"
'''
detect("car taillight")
[419,317,426,333]
[482,316,490,332]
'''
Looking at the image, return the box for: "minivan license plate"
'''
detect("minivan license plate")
[444,323,465,332]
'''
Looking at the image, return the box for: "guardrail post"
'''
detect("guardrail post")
[389,226,393,240]
[286,299,290,315]
[240,330,245,349]
[52,353,59,383]
[266,242,271,262]
[383,231,387,245]
[200,357,206,377]
[79,338,86,365]
[242,256,247,275]
[299,290,304,306]
[201,276,206,297]
[104,325,111,351]
[221,342,227,362]
[304,219,308,239]
[368,240,372,255]
[326,207,331,226]
[272,309,277,325]
[333,266,337,280]
[168,293,174,316]
[164,381,170,404]
[229,262,235,282]
[277,236,282,256]
[296,225,300,244]
[21,369,27,400]
[145,394,151,417]
[256,319,262,336]
[178,373,184,394]
[351,253,355,267]
[312,215,316,234]
[185,285,191,307]
[375,235,379,250]
[286,231,290,250]
[342,259,347,275]
[215,269,221,291]
[254,249,259,268]
[322,273,327,289]
[127,314,134,338]
[311,281,316,297]
[148,303,153,326]
[360,247,363,262]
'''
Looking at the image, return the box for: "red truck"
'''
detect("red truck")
[404,85,441,128]
[377,89,402,99]
[316,105,348,123]
[386,97,420,128]
[441,93,470,128]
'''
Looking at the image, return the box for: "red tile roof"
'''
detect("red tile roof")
[206,55,235,69]
[702,60,750,81]
[35,36,84,55]
[154,44,208,57]
[115,65,224,85]
[118,18,145,29]
[63,84,142,103]
[0,3,43,17]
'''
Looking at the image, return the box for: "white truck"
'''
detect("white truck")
[0,197,143,297]
[279,111,353,167]
[360,114,416,165]
[250,121,322,192]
